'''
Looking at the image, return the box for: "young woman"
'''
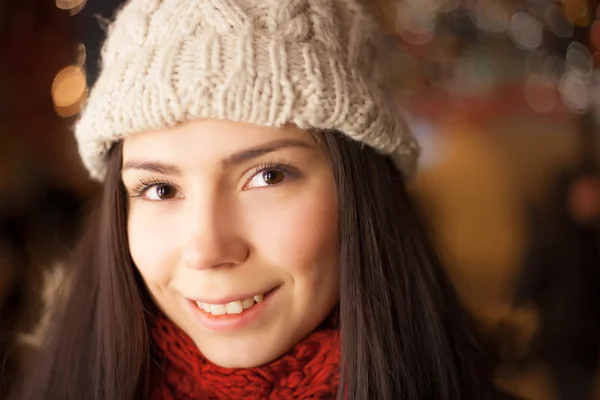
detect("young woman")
[13,0,517,399]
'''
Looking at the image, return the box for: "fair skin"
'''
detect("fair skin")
[121,119,340,368]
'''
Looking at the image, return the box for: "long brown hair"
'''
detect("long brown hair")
[12,131,503,400]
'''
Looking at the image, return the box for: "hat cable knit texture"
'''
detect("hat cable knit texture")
[75,0,420,180]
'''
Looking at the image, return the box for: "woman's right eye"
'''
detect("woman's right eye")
[142,184,178,201]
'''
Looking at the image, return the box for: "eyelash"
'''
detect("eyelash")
[249,160,297,183]
[128,161,299,198]
[129,177,177,198]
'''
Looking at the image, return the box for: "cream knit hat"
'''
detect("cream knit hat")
[75,0,420,181]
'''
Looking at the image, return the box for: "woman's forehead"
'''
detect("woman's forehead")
[121,119,321,170]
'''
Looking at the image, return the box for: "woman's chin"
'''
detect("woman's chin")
[199,344,284,369]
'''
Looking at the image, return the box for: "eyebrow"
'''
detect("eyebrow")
[121,138,314,175]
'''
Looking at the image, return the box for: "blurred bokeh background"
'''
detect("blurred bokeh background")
[1,1,600,399]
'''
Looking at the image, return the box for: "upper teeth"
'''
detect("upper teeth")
[197,294,264,316]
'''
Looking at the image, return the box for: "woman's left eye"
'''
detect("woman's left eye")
[245,168,287,189]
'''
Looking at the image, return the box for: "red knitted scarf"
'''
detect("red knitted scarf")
[150,315,341,399]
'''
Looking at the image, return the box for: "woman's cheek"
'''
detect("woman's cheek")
[128,204,181,282]
[245,182,338,274]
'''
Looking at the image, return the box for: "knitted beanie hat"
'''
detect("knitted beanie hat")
[75,0,420,181]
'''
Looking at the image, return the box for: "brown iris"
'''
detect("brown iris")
[156,185,176,199]
[263,170,285,185]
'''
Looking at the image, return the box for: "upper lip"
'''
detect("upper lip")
[185,285,280,305]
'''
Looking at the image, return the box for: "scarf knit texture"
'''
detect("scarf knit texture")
[150,315,341,399]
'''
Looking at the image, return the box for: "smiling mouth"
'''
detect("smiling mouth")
[192,287,279,317]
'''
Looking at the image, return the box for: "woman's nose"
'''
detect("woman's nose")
[181,199,248,270]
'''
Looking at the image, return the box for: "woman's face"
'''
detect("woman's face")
[121,119,339,368]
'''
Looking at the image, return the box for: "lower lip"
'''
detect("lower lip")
[186,287,279,333]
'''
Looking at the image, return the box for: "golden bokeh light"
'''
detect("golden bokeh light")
[51,65,88,118]
[55,0,87,16]
[562,0,591,27]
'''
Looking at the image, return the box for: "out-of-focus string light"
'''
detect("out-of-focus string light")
[559,70,590,113]
[565,42,593,77]
[509,12,543,51]
[55,0,87,16]
[545,4,575,38]
[51,65,87,118]
[562,0,590,27]
[526,50,565,77]
[554,42,593,114]
[395,1,436,45]
[470,1,511,33]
